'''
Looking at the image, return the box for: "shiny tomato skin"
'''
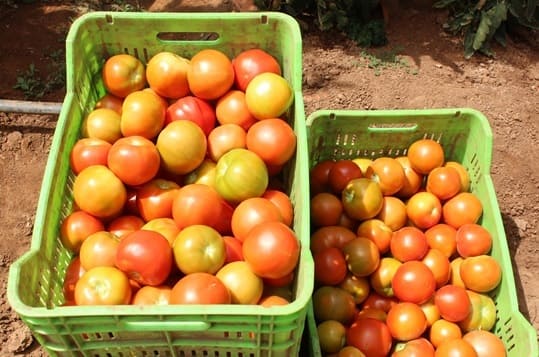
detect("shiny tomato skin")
[102,53,146,98]
[434,338,478,357]
[231,197,283,242]
[232,48,282,92]
[429,318,462,348]
[357,219,393,255]
[339,274,371,304]
[424,223,458,259]
[94,92,123,114]
[458,290,497,332]
[434,285,472,322]
[216,260,264,304]
[262,189,294,227]
[115,229,173,286]
[462,330,506,357]
[328,159,364,194]
[362,292,398,313]
[455,223,493,258]
[223,236,244,263]
[365,157,406,196]
[407,139,445,175]
[342,237,381,278]
[107,215,145,239]
[422,248,451,289]
[392,261,436,305]
[207,123,247,162]
[74,266,132,305]
[342,178,384,221]
[132,285,172,305]
[81,108,122,144]
[141,217,180,246]
[426,166,461,201]
[242,221,299,280]
[310,225,357,255]
[170,272,231,304]
[120,90,166,139]
[107,135,161,186]
[60,210,105,253]
[165,95,217,136]
[391,226,429,263]
[245,72,293,120]
[188,49,235,100]
[79,231,120,270]
[146,51,190,99]
[369,257,402,297]
[70,138,112,175]
[346,318,393,357]
[459,255,502,293]
[314,247,348,286]
[63,256,86,303]
[406,191,442,230]
[215,90,257,130]
[311,192,344,227]
[136,178,180,222]
[386,302,428,341]
[172,184,224,230]
[442,192,483,229]
[246,118,297,166]
[310,159,336,195]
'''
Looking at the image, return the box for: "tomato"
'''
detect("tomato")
[455,223,492,257]
[392,337,435,357]
[60,210,105,253]
[429,319,462,348]
[342,178,384,221]
[215,90,257,130]
[406,191,442,230]
[386,302,428,341]
[424,224,457,259]
[107,136,161,186]
[355,219,392,254]
[314,247,348,286]
[442,192,483,229]
[141,217,180,246]
[188,49,234,100]
[462,330,506,357]
[449,257,466,288]
[426,166,461,201]
[246,118,296,166]
[434,338,478,357]
[362,292,398,313]
[391,226,429,262]
[434,285,471,322]
[73,165,127,219]
[444,161,471,193]
[101,53,146,98]
[232,48,282,92]
[120,90,166,139]
[422,248,451,288]
[458,290,497,332]
[259,295,290,307]
[365,157,406,196]
[459,255,501,293]
[165,95,217,136]
[215,148,269,203]
[317,320,347,354]
[216,261,263,304]
[132,285,172,305]
[346,318,393,357]
[156,119,207,175]
[262,189,293,227]
[420,298,441,327]
[370,257,402,297]
[242,221,299,279]
[395,156,424,199]
[81,108,122,144]
[136,178,180,222]
[338,346,368,357]
[311,192,344,227]
[183,158,217,187]
[223,236,244,263]
[115,229,173,286]
[172,183,224,230]
[245,72,293,120]
[63,256,85,303]
[146,51,190,99]
[312,286,356,324]
[172,225,226,274]
[69,138,112,175]
[231,197,283,242]
[310,225,357,255]
[328,160,364,194]
[74,266,132,305]
[310,160,336,195]
[407,139,445,175]
[170,272,231,304]
[207,123,247,162]
[355,307,387,322]
[376,196,407,231]
[79,231,119,270]
[339,273,371,304]
[342,237,381,278]
[94,92,123,114]
[392,261,436,305]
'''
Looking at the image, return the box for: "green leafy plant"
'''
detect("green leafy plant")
[13,49,65,99]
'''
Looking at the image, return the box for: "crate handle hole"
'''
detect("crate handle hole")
[368,123,418,132]
[157,32,219,42]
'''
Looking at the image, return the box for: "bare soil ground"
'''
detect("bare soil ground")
[0,0,537,355]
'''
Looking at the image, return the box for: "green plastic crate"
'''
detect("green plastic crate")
[303,108,538,356]
[7,11,314,356]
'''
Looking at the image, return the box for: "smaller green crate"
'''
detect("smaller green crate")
[304,108,538,356]
[7,11,313,357]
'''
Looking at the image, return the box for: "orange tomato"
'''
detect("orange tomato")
[434,338,478,357]
[356,219,393,254]
[429,319,462,348]
[246,118,296,166]
[231,197,283,242]
[455,223,493,257]
[132,285,172,305]
[207,123,247,162]
[146,51,190,99]
[424,223,458,259]
[386,302,428,341]
[406,191,442,230]
[79,231,119,270]
[70,137,112,175]
[375,196,407,231]
[188,49,235,100]
[81,108,122,144]
[60,210,105,253]
[365,157,405,196]
[215,90,257,130]
[107,215,145,239]
[120,90,166,139]
[395,156,424,198]
[262,189,294,227]
[94,92,123,114]
[101,53,146,98]
[442,192,483,229]
[407,138,445,175]
[172,184,225,230]
[426,166,462,201]
[136,178,181,222]
[459,255,502,293]
[445,161,471,193]
[422,248,451,288]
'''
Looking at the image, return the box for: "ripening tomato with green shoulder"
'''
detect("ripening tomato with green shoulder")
[81,108,122,144]
[245,72,294,120]
[346,317,393,357]
[74,266,132,305]
[312,286,357,325]
[216,260,264,304]
[141,217,180,246]
[173,225,226,275]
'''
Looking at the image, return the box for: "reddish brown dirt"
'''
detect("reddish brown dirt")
[0,1,537,355]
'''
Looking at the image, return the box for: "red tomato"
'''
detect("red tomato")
[207,123,247,162]
[115,230,173,286]
[346,318,393,357]
[63,256,86,303]
[246,118,296,166]
[215,89,257,130]
[107,215,145,239]
[120,89,166,139]
[69,138,112,175]
[172,225,226,275]
[107,136,161,186]
[314,247,348,286]
[310,159,336,195]
[165,95,217,136]
[455,223,493,257]
[170,272,231,304]
[310,225,357,255]
[328,159,364,194]
[262,189,294,227]
[73,165,127,219]
[101,53,146,98]
[136,178,180,222]
[216,261,264,304]
[232,48,282,92]
[132,285,172,305]
[263,271,295,288]
[406,191,442,230]
[311,192,343,227]
[172,184,224,230]
[188,49,235,100]
[242,221,300,280]
[245,72,293,120]
[146,51,190,99]
[392,261,436,305]
[79,231,120,270]
[60,210,105,253]
[81,108,122,144]
[362,292,398,313]
[391,226,429,262]
[223,236,244,263]
[74,266,132,305]
[386,302,428,341]
[94,92,123,114]
[231,197,283,242]
[434,285,472,322]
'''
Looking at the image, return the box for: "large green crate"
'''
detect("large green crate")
[303,108,538,356]
[7,11,313,356]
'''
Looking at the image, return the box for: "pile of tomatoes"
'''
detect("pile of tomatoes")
[309,138,507,356]
[60,47,301,308]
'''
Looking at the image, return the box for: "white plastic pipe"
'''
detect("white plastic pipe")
[0,99,62,114]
